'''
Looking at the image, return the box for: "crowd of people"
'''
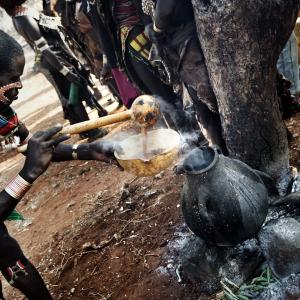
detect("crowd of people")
[0,0,299,299]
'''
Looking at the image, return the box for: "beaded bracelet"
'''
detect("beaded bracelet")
[4,175,32,200]
[72,144,79,160]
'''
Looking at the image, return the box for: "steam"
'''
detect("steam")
[100,95,207,166]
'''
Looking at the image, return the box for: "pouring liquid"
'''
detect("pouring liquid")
[142,127,148,160]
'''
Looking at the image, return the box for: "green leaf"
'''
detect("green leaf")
[238,295,250,300]
[6,210,24,221]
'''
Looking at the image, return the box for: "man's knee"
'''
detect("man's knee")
[0,233,27,271]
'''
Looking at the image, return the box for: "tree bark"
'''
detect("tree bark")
[191,0,299,192]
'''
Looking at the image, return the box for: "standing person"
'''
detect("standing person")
[78,0,196,135]
[0,0,108,141]
[64,0,140,108]
[0,29,118,299]
[277,32,300,98]
[53,0,123,106]
[144,0,227,152]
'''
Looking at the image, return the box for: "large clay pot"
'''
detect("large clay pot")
[179,147,269,246]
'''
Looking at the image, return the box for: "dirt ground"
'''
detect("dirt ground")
[0,69,204,300]
[1,66,300,300]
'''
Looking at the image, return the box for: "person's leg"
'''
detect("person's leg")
[41,61,90,124]
[41,64,107,139]
[277,32,300,96]
[0,278,5,300]
[187,86,227,153]
[179,39,227,152]
[77,71,108,117]
[0,223,52,300]
[179,38,218,113]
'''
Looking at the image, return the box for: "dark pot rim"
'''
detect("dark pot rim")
[184,147,220,175]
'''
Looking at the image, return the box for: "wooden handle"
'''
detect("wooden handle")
[18,110,132,153]
[61,110,132,134]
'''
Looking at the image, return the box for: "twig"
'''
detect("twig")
[58,236,116,278]
[130,211,165,223]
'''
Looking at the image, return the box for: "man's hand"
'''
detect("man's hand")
[89,140,122,166]
[19,125,69,183]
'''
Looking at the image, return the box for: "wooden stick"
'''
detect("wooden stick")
[60,110,132,134]
[18,110,132,153]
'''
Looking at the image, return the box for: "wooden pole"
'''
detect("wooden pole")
[18,110,132,153]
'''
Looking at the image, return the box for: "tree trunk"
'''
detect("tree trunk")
[191,0,298,193]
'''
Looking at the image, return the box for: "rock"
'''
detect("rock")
[66,201,76,208]
[120,188,130,200]
[178,236,222,294]
[144,189,159,199]
[258,217,300,279]
[79,167,91,176]
[21,219,33,229]
[51,182,60,189]
[255,273,300,300]
[219,239,264,286]
[154,171,165,180]
[124,201,136,210]
[82,242,93,250]
[162,225,263,295]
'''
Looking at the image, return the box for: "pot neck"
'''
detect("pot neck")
[184,147,220,175]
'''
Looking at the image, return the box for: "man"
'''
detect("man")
[145,0,227,152]
[0,0,108,140]
[277,32,300,99]
[53,0,123,106]
[0,29,116,299]
[75,0,197,135]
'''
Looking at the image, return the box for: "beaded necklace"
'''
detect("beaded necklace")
[0,107,19,139]
[0,82,20,143]
[0,82,22,105]
[0,81,20,139]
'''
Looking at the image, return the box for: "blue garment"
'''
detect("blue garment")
[277,32,300,95]
[0,107,16,128]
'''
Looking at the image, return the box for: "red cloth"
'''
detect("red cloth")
[0,114,18,136]
[111,68,139,108]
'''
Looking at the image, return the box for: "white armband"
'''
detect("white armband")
[5,175,32,200]
[39,44,49,51]
[34,37,48,49]
[72,144,79,160]
[59,66,70,76]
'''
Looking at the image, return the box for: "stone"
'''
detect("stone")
[255,273,300,300]
[258,217,300,279]
[144,189,159,199]
[161,225,263,295]
[120,188,130,200]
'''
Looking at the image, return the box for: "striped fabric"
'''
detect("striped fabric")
[0,107,19,137]
[129,31,150,60]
